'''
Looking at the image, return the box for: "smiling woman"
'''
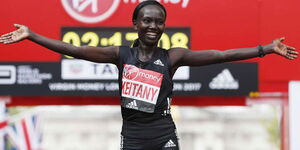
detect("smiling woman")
[0,0,298,149]
[131,1,166,49]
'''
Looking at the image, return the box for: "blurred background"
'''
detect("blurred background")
[0,0,300,150]
[4,103,282,150]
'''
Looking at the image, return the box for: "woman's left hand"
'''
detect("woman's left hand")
[272,37,298,60]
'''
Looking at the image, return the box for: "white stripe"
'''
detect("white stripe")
[0,70,10,76]
[17,121,27,150]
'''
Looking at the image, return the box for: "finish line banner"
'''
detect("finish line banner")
[0,62,257,96]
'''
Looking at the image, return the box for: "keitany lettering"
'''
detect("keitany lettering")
[122,81,159,102]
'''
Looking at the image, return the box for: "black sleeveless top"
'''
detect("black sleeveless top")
[118,46,176,139]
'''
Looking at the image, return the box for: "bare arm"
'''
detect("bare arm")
[169,38,298,74]
[0,24,119,64]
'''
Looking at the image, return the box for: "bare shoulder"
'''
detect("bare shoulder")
[105,46,120,57]
[168,47,190,59]
[167,47,190,70]
[100,46,120,62]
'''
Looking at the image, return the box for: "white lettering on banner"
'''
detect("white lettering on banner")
[48,82,119,91]
[122,64,163,104]
[105,83,119,91]
[49,83,76,91]
[76,83,104,91]
[173,82,201,91]
[183,83,201,91]
[17,65,52,85]
[173,83,183,91]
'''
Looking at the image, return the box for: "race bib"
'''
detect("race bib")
[121,64,163,113]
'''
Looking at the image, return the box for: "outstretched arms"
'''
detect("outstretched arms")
[0,24,119,64]
[169,38,298,74]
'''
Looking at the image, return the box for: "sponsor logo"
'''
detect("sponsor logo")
[61,0,120,23]
[70,63,83,74]
[209,69,239,90]
[122,64,163,104]
[154,59,164,66]
[0,66,16,85]
[61,0,190,23]
[123,65,139,80]
[123,64,162,83]
[164,139,177,148]
[125,100,138,110]
[62,59,118,80]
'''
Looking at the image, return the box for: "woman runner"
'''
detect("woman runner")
[0,0,298,149]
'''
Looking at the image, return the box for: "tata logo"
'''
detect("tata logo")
[61,0,120,23]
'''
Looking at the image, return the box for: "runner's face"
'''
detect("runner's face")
[134,5,166,46]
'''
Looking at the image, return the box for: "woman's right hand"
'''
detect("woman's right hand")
[0,24,30,44]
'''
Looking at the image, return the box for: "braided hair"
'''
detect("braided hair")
[132,0,167,47]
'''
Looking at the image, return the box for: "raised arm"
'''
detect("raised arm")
[0,24,119,64]
[169,38,298,74]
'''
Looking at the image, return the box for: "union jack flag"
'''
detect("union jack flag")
[6,114,42,150]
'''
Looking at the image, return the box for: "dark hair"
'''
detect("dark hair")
[132,0,167,23]
[132,0,167,47]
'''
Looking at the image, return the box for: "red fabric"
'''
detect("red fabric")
[0,121,7,129]
[22,119,31,150]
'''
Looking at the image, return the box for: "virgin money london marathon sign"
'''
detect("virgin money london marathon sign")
[0,62,257,96]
